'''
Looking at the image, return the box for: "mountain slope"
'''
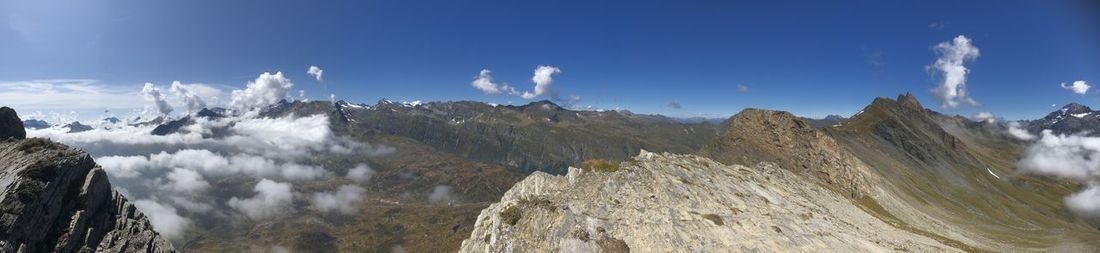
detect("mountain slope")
[0,107,176,252]
[824,93,1100,251]
[460,151,958,252]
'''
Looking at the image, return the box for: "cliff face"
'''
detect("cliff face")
[459,151,958,252]
[0,107,175,253]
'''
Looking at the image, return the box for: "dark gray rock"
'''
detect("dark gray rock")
[0,137,176,252]
[0,107,25,140]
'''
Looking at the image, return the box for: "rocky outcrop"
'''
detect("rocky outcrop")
[0,108,175,252]
[460,151,959,252]
[0,107,25,140]
[699,108,874,199]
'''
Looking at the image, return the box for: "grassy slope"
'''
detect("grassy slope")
[826,96,1100,251]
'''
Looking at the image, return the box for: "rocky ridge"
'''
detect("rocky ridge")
[0,107,175,252]
[459,151,958,252]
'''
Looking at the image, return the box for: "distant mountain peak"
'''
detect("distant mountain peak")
[1061,102,1092,114]
[519,100,563,111]
[195,108,224,119]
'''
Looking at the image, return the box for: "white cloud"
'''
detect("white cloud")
[161,168,210,194]
[972,112,995,123]
[229,72,293,112]
[469,65,563,100]
[1061,80,1091,95]
[346,163,374,183]
[307,66,324,82]
[1006,122,1036,141]
[1066,185,1100,217]
[530,65,561,99]
[310,185,366,214]
[471,69,503,95]
[428,185,456,204]
[736,84,749,93]
[142,83,173,115]
[97,155,153,178]
[928,35,981,108]
[170,81,222,113]
[228,179,295,220]
[133,199,191,240]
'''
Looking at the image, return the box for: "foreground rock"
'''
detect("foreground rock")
[0,107,24,140]
[0,107,175,252]
[460,150,958,252]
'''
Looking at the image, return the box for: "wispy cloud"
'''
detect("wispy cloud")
[972,111,995,123]
[0,79,145,110]
[928,21,947,30]
[668,101,682,109]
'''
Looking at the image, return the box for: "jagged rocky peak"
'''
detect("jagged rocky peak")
[0,107,26,140]
[460,150,957,252]
[0,108,176,252]
[897,92,923,111]
[699,108,873,199]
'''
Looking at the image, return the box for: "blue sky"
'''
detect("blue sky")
[1,0,1098,120]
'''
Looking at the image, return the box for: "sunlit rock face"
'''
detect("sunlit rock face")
[460,150,958,252]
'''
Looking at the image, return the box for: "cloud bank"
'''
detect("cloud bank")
[24,70,394,241]
[929,35,981,108]
[1017,130,1100,216]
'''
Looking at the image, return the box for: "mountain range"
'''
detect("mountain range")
[8,93,1100,252]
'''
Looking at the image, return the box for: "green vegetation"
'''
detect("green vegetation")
[702,214,724,225]
[15,138,55,153]
[582,159,620,173]
[500,204,521,226]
